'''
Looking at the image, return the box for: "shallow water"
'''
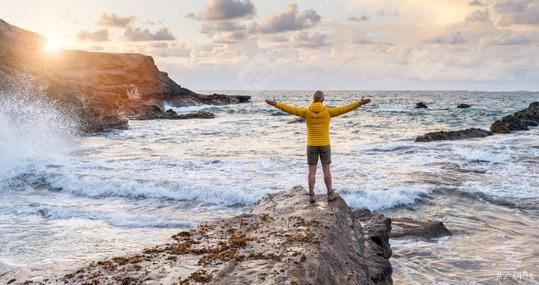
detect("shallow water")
[1,90,538,283]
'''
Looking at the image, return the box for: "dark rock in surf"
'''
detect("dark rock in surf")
[457,104,471,108]
[490,102,539,134]
[154,110,215,120]
[391,217,451,240]
[490,116,527,133]
[415,128,493,142]
[138,106,215,120]
[288,117,306,124]
[0,18,249,132]
[357,211,393,284]
[415,102,428,109]
[175,111,215,119]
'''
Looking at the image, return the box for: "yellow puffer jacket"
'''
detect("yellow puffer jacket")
[276,101,361,146]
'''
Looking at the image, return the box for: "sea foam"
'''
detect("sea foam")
[0,87,78,181]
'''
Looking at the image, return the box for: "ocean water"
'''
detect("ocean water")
[1,90,538,283]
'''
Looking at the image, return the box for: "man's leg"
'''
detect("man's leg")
[308,164,317,195]
[322,164,333,194]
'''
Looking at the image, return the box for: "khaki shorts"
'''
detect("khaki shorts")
[307,145,331,165]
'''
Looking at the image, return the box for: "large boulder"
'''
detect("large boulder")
[415,128,493,142]
[391,217,451,240]
[490,102,539,134]
[415,102,428,109]
[0,18,250,132]
[2,187,393,285]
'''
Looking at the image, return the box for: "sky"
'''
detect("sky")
[1,0,538,91]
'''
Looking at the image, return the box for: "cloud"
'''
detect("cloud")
[98,13,136,28]
[354,39,394,46]
[150,42,169,48]
[213,31,248,43]
[201,21,246,36]
[76,29,110,42]
[123,27,176,41]
[348,15,370,22]
[466,9,490,22]
[377,10,399,17]
[481,34,531,45]
[199,0,255,21]
[469,0,484,6]
[154,46,191,58]
[257,4,321,33]
[494,0,539,26]
[426,31,466,44]
[288,31,327,48]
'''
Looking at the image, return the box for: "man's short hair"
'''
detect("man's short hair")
[313,90,324,102]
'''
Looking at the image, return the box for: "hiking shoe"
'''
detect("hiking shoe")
[309,194,316,203]
[327,191,339,201]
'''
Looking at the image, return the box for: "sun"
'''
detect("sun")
[44,38,60,52]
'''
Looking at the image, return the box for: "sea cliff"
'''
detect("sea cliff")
[0,18,250,132]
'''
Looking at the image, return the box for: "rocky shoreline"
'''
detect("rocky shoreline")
[0,187,450,285]
[416,102,539,142]
[0,18,249,132]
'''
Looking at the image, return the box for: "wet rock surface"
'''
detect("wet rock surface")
[0,19,249,132]
[2,187,393,285]
[415,128,493,142]
[391,217,451,240]
[287,117,306,124]
[490,102,538,133]
[416,102,538,142]
[415,102,428,109]
[138,106,216,120]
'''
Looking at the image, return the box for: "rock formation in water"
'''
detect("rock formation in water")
[490,102,539,133]
[415,128,493,142]
[457,104,471,108]
[391,217,451,240]
[415,102,428,109]
[3,186,394,285]
[287,117,306,124]
[137,106,216,120]
[416,102,538,142]
[0,18,249,132]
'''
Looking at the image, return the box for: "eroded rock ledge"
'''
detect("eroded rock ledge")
[4,187,393,285]
[416,102,538,142]
[415,128,493,142]
[0,18,250,132]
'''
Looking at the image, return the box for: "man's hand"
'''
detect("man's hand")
[360,98,371,106]
[265,97,277,107]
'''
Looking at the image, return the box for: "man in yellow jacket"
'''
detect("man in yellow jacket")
[266,91,371,202]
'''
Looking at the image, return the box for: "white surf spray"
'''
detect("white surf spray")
[0,86,78,181]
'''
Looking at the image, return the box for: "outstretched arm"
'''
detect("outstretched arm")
[266,98,306,118]
[328,97,371,117]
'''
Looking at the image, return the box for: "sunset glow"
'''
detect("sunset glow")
[44,38,60,52]
[2,0,538,90]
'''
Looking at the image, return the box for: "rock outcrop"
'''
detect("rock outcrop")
[391,217,451,240]
[0,18,249,132]
[416,102,538,142]
[2,186,393,285]
[490,102,539,133]
[415,102,428,109]
[457,104,471,108]
[137,106,216,120]
[287,117,306,124]
[415,128,493,142]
